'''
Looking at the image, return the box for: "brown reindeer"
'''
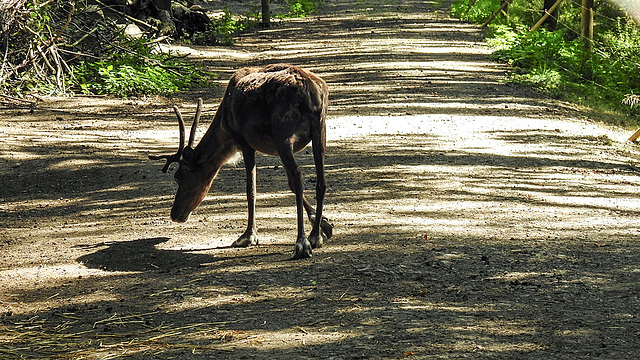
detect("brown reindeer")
[149,64,332,259]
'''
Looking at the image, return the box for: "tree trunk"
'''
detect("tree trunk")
[261,0,270,28]
[581,0,594,52]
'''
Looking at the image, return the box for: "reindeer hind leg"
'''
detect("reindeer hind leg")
[302,198,333,242]
[307,115,332,249]
[276,141,312,259]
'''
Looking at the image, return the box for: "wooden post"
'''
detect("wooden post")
[528,0,564,34]
[629,128,640,142]
[482,0,512,27]
[261,0,271,28]
[581,0,594,52]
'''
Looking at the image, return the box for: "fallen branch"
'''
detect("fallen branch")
[0,94,36,105]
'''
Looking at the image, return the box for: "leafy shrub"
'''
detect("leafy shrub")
[451,0,576,28]
[72,38,205,97]
[286,0,320,17]
[450,0,501,24]
[77,62,173,96]
[512,66,562,93]
[492,28,583,72]
[275,0,323,19]
[2,1,212,96]
[598,19,640,92]
[190,8,256,46]
[452,0,640,121]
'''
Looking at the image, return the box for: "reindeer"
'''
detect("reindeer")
[149,64,332,259]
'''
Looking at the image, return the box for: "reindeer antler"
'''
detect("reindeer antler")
[148,104,187,173]
[189,98,202,148]
[149,99,203,172]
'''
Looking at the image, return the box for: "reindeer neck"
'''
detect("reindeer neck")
[193,113,239,170]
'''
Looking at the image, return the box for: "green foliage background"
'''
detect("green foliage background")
[1,0,323,97]
[1,1,209,96]
[451,0,640,124]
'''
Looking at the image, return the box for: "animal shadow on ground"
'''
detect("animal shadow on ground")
[76,237,215,272]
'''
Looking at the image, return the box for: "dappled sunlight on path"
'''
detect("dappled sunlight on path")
[2,0,640,358]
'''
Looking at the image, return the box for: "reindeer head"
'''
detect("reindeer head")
[149,99,214,223]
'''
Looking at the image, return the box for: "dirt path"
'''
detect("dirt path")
[2,0,640,358]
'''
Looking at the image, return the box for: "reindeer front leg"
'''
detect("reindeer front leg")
[232,148,258,247]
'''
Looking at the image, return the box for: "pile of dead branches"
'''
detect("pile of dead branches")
[1,0,77,95]
[1,1,110,95]
[0,0,42,94]
[0,0,210,97]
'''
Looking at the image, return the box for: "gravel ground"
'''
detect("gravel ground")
[2,0,640,358]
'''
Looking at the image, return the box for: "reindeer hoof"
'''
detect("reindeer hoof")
[321,218,334,240]
[292,238,312,260]
[231,234,258,248]
[309,233,324,249]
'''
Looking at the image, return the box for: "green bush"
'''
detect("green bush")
[452,0,640,121]
[598,19,640,92]
[2,1,212,96]
[72,38,205,97]
[451,0,501,24]
[190,8,256,46]
[286,0,320,17]
[76,62,176,96]
[275,0,323,19]
[492,28,583,74]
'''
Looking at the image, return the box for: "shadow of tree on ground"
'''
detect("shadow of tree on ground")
[2,0,640,358]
